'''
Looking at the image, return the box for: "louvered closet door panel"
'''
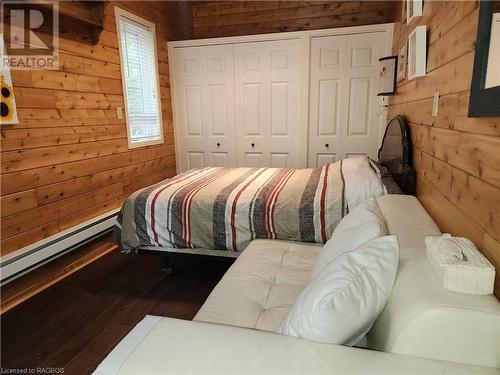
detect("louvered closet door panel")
[343,32,386,160]
[173,45,236,171]
[308,35,347,167]
[234,40,301,168]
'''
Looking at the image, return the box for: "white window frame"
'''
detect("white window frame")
[115,7,164,149]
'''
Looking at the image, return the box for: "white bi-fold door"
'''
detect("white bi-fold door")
[172,44,236,171]
[308,32,387,167]
[170,26,392,172]
[234,39,301,168]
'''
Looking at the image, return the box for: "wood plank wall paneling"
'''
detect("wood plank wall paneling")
[0,1,192,256]
[191,1,398,38]
[388,1,500,297]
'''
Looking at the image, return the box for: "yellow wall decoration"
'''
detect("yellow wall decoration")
[1,69,19,126]
[1,38,19,126]
[1,71,19,125]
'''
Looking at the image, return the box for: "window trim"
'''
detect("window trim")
[115,6,164,149]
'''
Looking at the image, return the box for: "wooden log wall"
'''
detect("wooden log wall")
[192,1,397,38]
[0,1,192,256]
[388,1,500,297]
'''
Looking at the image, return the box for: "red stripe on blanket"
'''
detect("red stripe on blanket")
[181,170,225,245]
[230,169,267,251]
[265,170,293,238]
[320,164,330,243]
[269,170,296,239]
[184,170,230,248]
[150,169,209,244]
[248,169,281,240]
[264,170,287,238]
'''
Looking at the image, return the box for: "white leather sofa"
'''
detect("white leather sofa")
[95,195,500,374]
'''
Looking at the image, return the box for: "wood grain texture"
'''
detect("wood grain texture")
[0,245,232,373]
[191,1,397,38]
[0,234,117,314]
[0,1,192,255]
[388,1,500,298]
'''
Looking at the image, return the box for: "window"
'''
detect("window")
[115,7,163,148]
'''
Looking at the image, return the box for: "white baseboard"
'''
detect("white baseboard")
[0,208,120,285]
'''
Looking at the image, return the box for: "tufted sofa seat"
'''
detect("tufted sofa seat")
[193,240,322,331]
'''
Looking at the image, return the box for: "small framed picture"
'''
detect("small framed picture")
[377,56,398,96]
[408,25,427,80]
[397,44,407,82]
[407,0,423,24]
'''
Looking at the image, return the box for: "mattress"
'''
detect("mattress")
[114,156,385,254]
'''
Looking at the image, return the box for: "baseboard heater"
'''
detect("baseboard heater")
[0,208,120,286]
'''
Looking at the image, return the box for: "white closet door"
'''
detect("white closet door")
[308,35,347,167]
[308,32,387,167]
[234,39,301,168]
[173,45,235,171]
[344,33,386,159]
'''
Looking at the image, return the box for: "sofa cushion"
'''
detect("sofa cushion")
[311,198,387,279]
[193,239,322,332]
[94,316,499,375]
[277,235,399,345]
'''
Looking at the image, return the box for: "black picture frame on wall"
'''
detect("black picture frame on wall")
[468,0,500,117]
[377,56,398,96]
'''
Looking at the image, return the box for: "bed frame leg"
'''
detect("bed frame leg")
[160,254,173,275]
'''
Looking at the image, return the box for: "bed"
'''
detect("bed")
[113,116,415,261]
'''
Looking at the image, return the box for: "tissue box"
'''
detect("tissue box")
[426,235,495,295]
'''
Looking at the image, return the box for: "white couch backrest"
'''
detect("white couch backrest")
[370,195,500,368]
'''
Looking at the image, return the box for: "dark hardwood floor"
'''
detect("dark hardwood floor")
[0,249,232,374]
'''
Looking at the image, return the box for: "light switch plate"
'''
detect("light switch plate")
[116,107,123,120]
[432,91,439,117]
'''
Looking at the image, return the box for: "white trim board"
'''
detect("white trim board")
[168,23,395,48]
[0,208,120,285]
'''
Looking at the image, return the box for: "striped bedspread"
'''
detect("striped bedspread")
[114,156,385,252]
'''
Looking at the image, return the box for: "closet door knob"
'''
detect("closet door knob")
[216,142,221,147]
[251,143,255,148]
[325,143,329,148]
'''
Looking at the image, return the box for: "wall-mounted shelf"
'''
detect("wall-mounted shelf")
[25,0,106,45]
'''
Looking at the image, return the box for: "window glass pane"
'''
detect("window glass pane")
[116,10,163,146]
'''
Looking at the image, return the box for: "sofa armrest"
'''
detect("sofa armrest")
[373,195,500,368]
[368,256,500,368]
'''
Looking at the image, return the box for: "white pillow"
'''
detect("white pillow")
[277,235,399,346]
[311,198,387,279]
[342,156,385,210]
